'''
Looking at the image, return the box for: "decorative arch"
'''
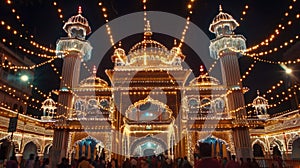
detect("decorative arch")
[72,136,104,160]
[197,135,230,158]
[130,135,168,155]
[252,139,268,151]
[269,138,284,151]
[125,96,173,121]
[22,140,41,153]
[288,134,299,151]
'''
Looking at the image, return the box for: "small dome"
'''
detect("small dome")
[252,91,268,107]
[189,75,221,86]
[41,98,57,109]
[79,66,108,88]
[63,6,91,35]
[112,48,127,62]
[80,77,108,88]
[209,5,239,33]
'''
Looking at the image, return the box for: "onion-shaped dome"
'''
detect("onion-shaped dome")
[209,5,239,33]
[252,90,268,107]
[41,97,57,110]
[189,75,221,86]
[63,6,91,35]
[127,21,172,65]
[79,66,108,88]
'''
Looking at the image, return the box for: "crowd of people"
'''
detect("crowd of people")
[2,143,286,168]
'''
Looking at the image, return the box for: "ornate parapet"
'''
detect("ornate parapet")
[209,35,246,59]
[56,37,92,61]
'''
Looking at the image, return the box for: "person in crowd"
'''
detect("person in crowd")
[34,156,40,168]
[41,158,50,168]
[57,157,70,168]
[225,155,240,168]
[250,158,259,168]
[122,158,130,168]
[182,156,192,168]
[20,157,27,168]
[6,156,18,168]
[196,143,221,168]
[221,157,228,168]
[26,154,35,168]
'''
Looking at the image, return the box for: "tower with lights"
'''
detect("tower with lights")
[51,6,92,165]
[209,5,252,158]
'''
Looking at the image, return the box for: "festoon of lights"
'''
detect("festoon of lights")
[0,84,42,112]
[98,2,116,49]
[237,61,257,85]
[1,2,60,55]
[230,0,299,56]
[178,0,196,49]
[1,57,57,70]
[4,0,34,39]
[52,1,65,22]
[0,20,61,57]
[239,4,249,21]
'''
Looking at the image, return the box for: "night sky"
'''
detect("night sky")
[0,0,299,115]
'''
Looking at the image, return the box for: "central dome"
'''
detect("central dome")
[127,21,172,66]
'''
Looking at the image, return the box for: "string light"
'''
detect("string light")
[238,61,257,85]
[52,1,64,22]
[240,4,249,21]
[0,20,57,56]
[178,0,196,48]
[238,0,299,53]
[2,57,58,70]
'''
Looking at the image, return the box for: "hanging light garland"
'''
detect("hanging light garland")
[178,0,196,48]
[52,1,65,22]
[237,61,257,85]
[240,4,249,21]
[98,1,116,49]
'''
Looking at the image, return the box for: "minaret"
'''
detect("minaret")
[209,5,252,158]
[51,6,92,165]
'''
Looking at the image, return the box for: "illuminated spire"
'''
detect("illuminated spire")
[78,6,82,14]
[257,90,260,96]
[219,5,223,12]
[144,20,153,37]
[92,65,97,76]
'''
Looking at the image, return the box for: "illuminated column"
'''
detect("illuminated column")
[51,6,92,166]
[209,6,252,159]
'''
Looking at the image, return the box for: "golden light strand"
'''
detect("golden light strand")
[98,2,116,49]
[52,1,65,22]
[0,20,57,55]
[240,4,249,21]
[237,61,257,85]
[237,0,299,53]
[178,0,196,48]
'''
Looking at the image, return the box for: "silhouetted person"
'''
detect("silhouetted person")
[225,155,240,168]
[196,143,221,168]
[250,158,259,168]
[26,154,35,168]
[41,158,50,168]
[6,156,18,168]
[57,157,69,168]
[34,156,40,168]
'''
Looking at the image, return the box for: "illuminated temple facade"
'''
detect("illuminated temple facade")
[1,6,300,166]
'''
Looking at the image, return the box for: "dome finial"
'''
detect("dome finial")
[219,5,223,12]
[92,65,97,76]
[78,6,82,14]
[174,39,177,46]
[144,20,152,37]
[257,90,260,96]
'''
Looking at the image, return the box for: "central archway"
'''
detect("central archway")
[130,136,168,157]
